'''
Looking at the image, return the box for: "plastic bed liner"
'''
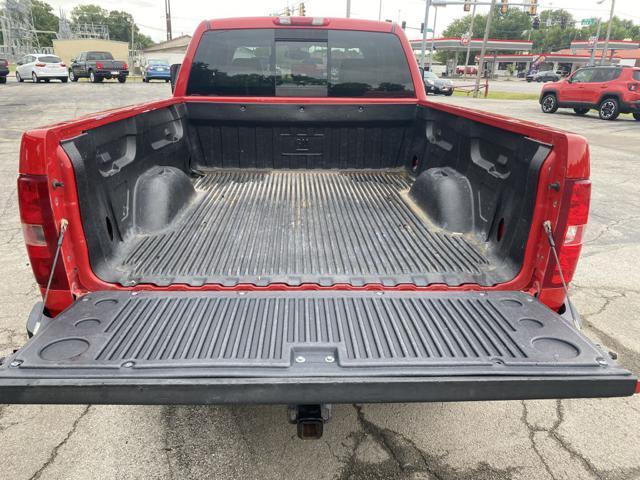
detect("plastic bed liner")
[0,291,634,404]
[108,169,504,287]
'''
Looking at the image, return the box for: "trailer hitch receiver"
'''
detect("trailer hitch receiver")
[288,404,332,440]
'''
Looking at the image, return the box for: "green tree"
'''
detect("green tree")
[69,4,154,49]
[70,4,109,25]
[575,16,640,42]
[529,10,579,53]
[31,0,59,47]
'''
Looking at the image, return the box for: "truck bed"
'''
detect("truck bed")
[112,169,497,287]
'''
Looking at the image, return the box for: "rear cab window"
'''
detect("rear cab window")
[187,28,415,98]
[633,70,640,81]
[87,52,115,61]
[38,56,61,64]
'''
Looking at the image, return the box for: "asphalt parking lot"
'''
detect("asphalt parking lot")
[0,78,639,480]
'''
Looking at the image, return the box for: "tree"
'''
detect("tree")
[31,0,59,47]
[69,4,154,49]
[70,4,109,26]
[529,10,579,53]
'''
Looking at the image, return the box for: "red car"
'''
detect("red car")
[2,16,636,438]
[540,65,640,121]
[456,65,477,75]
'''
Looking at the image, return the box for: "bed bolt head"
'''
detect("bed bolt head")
[295,356,306,363]
[10,360,23,367]
[325,355,335,363]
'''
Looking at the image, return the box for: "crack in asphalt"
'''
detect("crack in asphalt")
[28,405,91,480]
[522,399,640,480]
[335,404,517,480]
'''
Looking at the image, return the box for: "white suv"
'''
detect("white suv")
[16,54,68,83]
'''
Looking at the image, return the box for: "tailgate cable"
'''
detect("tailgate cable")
[34,219,68,336]
[543,220,581,330]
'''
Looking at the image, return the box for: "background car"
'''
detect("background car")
[143,59,171,82]
[15,54,67,83]
[455,65,477,75]
[0,58,8,84]
[526,70,561,83]
[540,66,640,121]
[423,70,454,96]
[69,51,129,83]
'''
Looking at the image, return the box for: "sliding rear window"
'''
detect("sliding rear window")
[186,29,415,98]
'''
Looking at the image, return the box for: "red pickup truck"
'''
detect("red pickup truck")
[1,17,636,438]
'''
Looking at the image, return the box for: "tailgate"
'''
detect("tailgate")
[0,291,635,404]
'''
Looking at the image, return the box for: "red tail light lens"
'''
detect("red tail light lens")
[96,62,104,69]
[544,180,591,289]
[123,62,128,70]
[60,63,66,67]
[35,63,46,67]
[17,175,69,290]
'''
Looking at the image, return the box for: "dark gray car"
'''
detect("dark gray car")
[423,71,454,96]
[0,58,9,84]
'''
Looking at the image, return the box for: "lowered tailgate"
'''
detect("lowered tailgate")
[0,291,635,404]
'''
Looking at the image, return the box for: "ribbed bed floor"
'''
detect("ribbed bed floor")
[115,170,500,287]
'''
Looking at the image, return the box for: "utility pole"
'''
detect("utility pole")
[600,0,616,65]
[473,0,496,98]
[463,0,478,79]
[165,0,172,41]
[420,0,432,69]
[428,6,438,71]
[378,0,383,21]
[589,18,602,66]
[346,0,351,18]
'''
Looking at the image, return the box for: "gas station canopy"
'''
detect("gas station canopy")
[570,40,639,51]
[410,37,533,52]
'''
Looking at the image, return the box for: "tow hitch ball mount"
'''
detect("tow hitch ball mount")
[288,404,332,439]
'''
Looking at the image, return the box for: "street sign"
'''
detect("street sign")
[581,18,596,26]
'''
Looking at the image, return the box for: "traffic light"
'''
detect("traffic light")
[528,0,538,16]
[463,0,471,12]
[285,6,291,16]
[532,16,540,30]
[420,22,425,33]
[500,0,508,15]
[560,16,567,29]
[298,2,306,16]
[401,20,406,30]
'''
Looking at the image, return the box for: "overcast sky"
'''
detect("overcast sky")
[42,0,640,43]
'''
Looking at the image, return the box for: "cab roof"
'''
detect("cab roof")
[203,17,396,33]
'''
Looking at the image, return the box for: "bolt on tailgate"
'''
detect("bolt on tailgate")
[0,291,635,404]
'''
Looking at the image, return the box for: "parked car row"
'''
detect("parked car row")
[540,65,640,121]
[0,52,172,85]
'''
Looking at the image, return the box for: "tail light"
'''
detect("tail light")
[35,63,46,67]
[60,63,66,67]
[543,179,591,289]
[123,62,128,70]
[18,175,69,290]
[96,62,103,69]
[628,82,639,92]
